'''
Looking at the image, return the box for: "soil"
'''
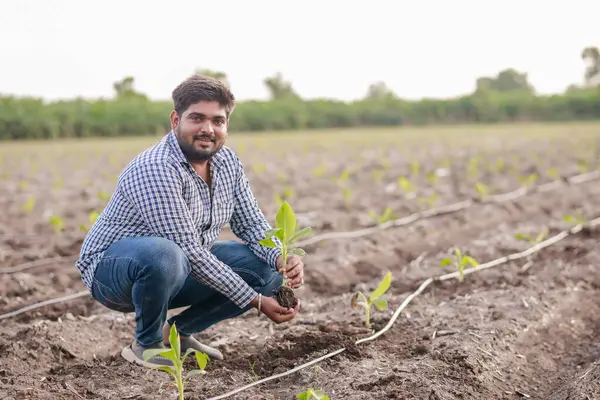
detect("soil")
[2,125,600,399]
[275,286,298,308]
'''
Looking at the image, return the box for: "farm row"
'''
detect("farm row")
[1,123,600,399]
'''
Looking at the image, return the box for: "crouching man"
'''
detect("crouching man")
[75,75,302,368]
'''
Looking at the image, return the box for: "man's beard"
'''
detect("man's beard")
[175,128,222,162]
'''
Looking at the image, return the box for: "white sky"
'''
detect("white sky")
[0,0,598,102]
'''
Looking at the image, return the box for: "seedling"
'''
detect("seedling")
[368,206,396,225]
[410,160,420,176]
[351,271,392,329]
[426,171,439,186]
[49,216,64,233]
[342,186,352,208]
[475,182,489,200]
[517,173,538,188]
[21,196,35,214]
[397,176,415,194]
[515,228,549,261]
[546,168,561,180]
[563,211,585,226]
[418,193,438,209]
[79,211,100,232]
[142,323,209,400]
[440,248,479,282]
[297,388,330,400]
[371,168,385,183]
[260,200,312,308]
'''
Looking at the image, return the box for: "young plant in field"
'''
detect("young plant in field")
[368,206,396,225]
[515,228,549,261]
[311,164,327,178]
[97,190,111,202]
[440,248,479,282]
[371,168,385,183]
[418,192,438,209]
[563,211,585,226]
[426,171,439,186]
[49,215,64,233]
[274,187,295,208]
[576,159,589,173]
[342,186,352,208]
[351,272,392,329]
[297,388,330,400]
[397,176,415,194]
[517,173,538,188]
[260,201,312,308]
[410,160,420,176]
[21,196,36,214]
[546,168,561,180]
[79,211,100,232]
[143,323,209,400]
[475,182,489,200]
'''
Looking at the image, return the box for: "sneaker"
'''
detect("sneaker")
[121,341,174,368]
[162,323,224,360]
[178,335,224,361]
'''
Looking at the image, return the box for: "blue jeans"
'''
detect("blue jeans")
[90,236,283,347]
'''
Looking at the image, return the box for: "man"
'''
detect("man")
[75,74,302,369]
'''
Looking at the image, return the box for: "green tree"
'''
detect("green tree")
[113,76,147,100]
[194,68,230,88]
[263,72,300,101]
[365,81,396,100]
[475,68,535,94]
[582,46,600,86]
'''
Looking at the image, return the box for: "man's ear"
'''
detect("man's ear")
[169,110,179,130]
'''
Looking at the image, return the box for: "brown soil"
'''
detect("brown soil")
[275,286,298,308]
[2,126,600,399]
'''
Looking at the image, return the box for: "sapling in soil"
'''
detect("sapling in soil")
[142,323,209,400]
[259,200,312,308]
[440,248,479,282]
[297,388,330,400]
[351,271,392,329]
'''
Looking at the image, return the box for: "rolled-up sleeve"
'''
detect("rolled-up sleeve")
[119,161,257,308]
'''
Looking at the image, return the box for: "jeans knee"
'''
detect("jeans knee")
[135,237,189,282]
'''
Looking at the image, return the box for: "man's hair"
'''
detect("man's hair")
[172,74,235,117]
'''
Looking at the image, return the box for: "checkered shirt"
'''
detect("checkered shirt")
[75,131,281,308]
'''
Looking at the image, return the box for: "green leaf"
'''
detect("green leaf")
[195,351,209,370]
[142,348,175,363]
[296,392,309,400]
[440,257,452,267]
[514,233,530,241]
[369,272,392,301]
[463,256,479,267]
[276,201,296,244]
[372,298,388,311]
[259,238,278,248]
[169,323,180,359]
[289,248,307,256]
[264,228,281,238]
[454,248,462,257]
[185,369,206,380]
[289,227,312,243]
[157,365,177,380]
[305,388,330,400]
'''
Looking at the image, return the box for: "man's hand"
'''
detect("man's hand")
[276,254,304,289]
[250,294,300,324]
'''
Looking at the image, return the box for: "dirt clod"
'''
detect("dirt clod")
[274,285,298,308]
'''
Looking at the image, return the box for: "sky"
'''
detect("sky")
[0,0,598,102]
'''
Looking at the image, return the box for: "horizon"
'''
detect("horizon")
[0,0,598,103]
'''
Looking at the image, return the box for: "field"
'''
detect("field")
[2,122,600,399]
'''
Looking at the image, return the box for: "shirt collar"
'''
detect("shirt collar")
[166,130,224,170]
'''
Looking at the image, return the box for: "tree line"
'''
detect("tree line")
[1,47,599,140]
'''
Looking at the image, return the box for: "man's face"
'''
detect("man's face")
[170,101,229,163]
